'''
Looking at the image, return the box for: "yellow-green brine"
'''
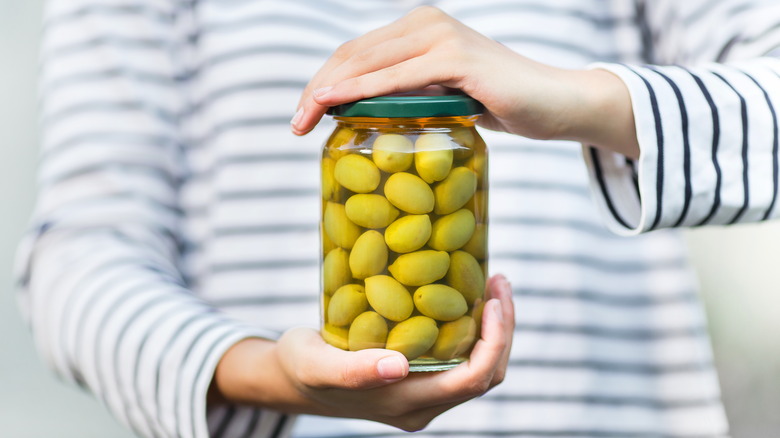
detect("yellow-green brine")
[320,93,488,372]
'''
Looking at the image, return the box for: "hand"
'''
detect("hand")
[209,274,515,432]
[291,6,638,159]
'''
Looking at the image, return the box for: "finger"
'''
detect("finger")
[388,298,506,409]
[292,55,459,135]
[291,36,438,135]
[295,6,443,110]
[279,327,409,390]
[485,274,515,386]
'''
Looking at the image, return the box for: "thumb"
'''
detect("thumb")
[279,327,409,390]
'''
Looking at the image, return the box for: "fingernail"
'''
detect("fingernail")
[290,107,304,128]
[377,356,407,380]
[492,299,504,323]
[313,86,333,98]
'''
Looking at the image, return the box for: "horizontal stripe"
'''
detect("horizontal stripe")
[209,259,318,273]
[42,100,178,127]
[481,394,719,410]
[515,323,706,341]
[299,429,726,438]
[507,359,713,375]
[490,216,612,237]
[454,2,632,28]
[44,4,173,30]
[492,252,687,272]
[514,287,697,307]
[41,68,177,96]
[198,13,354,39]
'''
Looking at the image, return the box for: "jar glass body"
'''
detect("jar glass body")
[320,115,488,372]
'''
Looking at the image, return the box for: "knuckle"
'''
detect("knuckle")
[396,417,431,433]
[492,368,507,386]
[338,361,364,389]
[411,5,446,21]
[335,39,357,58]
[466,376,491,396]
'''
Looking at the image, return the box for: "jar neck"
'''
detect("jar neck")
[333,115,479,130]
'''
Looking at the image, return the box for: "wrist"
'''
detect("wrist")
[559,68,639,159]
[209,337,277,406]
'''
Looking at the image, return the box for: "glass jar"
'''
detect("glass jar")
[320,94,488,372]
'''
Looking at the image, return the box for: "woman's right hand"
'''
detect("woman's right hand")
[209,275,514,432]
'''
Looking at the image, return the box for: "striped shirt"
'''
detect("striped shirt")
[16,0,780,437]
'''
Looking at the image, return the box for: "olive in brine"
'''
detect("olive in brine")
[384,172,434,214]
[323,202,362,249]
[450,127,475,160]
[321,157,341,201]
[384,214,431,254]
[364,275,414,322]
[334,154,380,193]
[323,247,351,295]
[322,323,350,350]
[388,250,450,286]
[445,250,485,305]
[431,316,477,360]
[372,134,414,173]
[413,284,468,321]
[433,167,477,215]
[349,230,388,279]
[461,223,487,260]
[428,209,476,252]
[415,134,453,183]
[328,284,369,327]
[386,316,439,360]
[349,311,388,351]
[344,194,399,229]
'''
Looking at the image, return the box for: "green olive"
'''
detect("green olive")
[464,190,487,222]
[414,134,453,183]
[388,250,450,286]
[372,134,414,173]
[348,311,388,351]
[344,194,399,228]
[321,222,337,255]
[327,127,355,160]
[461,223,487,260]
[413,284,468,321]
[431,316,477,360]
[385,316,439,360]
[323,201,362,249]
[323,247,351,295]
[322,323,349,350]
[445,250,485,305]
[450,127,475,160]
[384,172,434,214]
[428,209,476,252]
[364,275,414,322]
[466,152,487,189]
[328,284,369,326]
[349,230,388,279]
[321,157,341,201]
[334,154,380,193]
[384,215,432,254]
[433,167,477,215]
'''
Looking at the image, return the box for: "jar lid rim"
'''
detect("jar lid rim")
[327,93,483,118]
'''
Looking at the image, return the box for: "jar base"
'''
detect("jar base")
[408,357,466,372]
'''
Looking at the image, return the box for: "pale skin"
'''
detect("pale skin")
[210,5,638,432]
[211,275,515,432]
[291,6,639,159]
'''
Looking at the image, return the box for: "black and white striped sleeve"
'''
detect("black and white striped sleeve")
[583,0,780,235]
[14,1,280,437]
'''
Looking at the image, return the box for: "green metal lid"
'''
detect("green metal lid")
[328,93,483,118]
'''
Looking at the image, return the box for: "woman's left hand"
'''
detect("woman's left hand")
[292,6,638,158]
